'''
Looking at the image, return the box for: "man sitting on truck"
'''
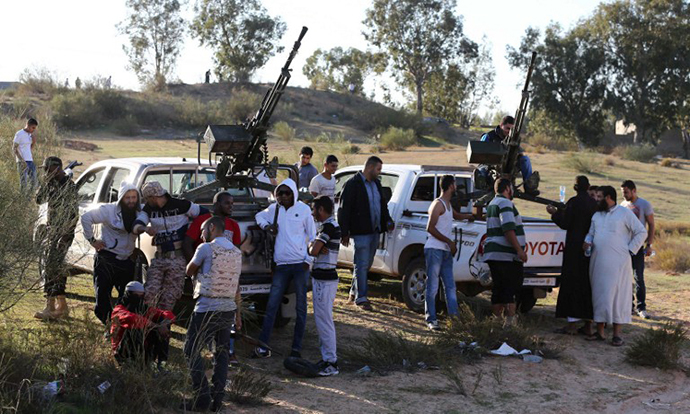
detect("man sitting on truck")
[479,116,538,195]
[482,178,528,324]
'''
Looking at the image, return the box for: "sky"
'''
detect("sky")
[0,0,605,115]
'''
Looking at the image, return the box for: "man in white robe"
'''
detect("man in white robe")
[583,185,647,347]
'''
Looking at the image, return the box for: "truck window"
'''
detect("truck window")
[379,173,399,202]
[77,168,106,204]
[100,167,132,203]
[199,168,249,197]
[334,171,357,200]
[143,170,172,194]
[143,169,196,196]
[411,176,438,201]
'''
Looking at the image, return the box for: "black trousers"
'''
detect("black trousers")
[93,250,135,325]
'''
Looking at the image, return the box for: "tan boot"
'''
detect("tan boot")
[53,295,70,319]
[34,297,57,320]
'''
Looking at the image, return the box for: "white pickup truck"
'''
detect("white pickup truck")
[334,164,566,313]
[37,157,299,321]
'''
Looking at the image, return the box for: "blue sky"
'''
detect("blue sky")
[0,0,604,114]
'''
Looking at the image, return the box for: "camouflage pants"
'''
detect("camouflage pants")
[145,256,186,311]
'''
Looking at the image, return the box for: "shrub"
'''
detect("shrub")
[660,158,682,169]
[17,67,59,97]
[380,127,416,151]
[226,369,272,405]
[341,142,360,154]
[614,145,657,163]
[604,157,616,167]
[341,330,441,372]
[226,89,261,123]
[653,233,690,272]
[625,322,687,370]
[563,154,603,174]
[355,106,421,133]
[655,220,690,237]
[51,90,129,128]
[527,133,578,151]
[271,121,295,141]
[111,115,140,136]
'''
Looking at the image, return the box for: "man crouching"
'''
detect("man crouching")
[110,281,175,367]
[183,216,242,412]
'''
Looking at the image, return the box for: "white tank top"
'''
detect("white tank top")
[425,198,453,251]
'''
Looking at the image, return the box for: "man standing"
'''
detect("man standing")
[13,118,39,191]
[294,146,319,189]
[253,178,315,358]
[587,185,598,200]
[546,176,597,335]
[182,191,241,365]
[480,116,537,195]
[482,178,527,323]
[621,180,655,319]
[309,155,338,201]
[184,217,242,411]
[338,156,394,311]
[33,157,79,320]
[141,181,204,311]
[82,182,148,325]
[424,175,473,330]
[584,186,647,346]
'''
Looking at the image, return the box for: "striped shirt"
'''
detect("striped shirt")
[312,216,340,280]
[483,195,525,262]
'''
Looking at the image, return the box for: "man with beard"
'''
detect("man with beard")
[82,182,148,326]
[584,186,647,346]
[620,180,655,319]
[110,281,175,367]
[482,178,527,324]
[546,176,597,335]
[34,157,79,320]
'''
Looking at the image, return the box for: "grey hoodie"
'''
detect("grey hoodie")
[255,178,315,265]
[81,182,148,260]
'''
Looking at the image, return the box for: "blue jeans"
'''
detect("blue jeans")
[17,160,37,191]
[184,310,234,407]
[424,248,459,323]
[259,263,308,352]
[350,233,379,304]
[518,154,532,181]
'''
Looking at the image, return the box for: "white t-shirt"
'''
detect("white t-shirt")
[309,173,336,201]
[13,129,33,162]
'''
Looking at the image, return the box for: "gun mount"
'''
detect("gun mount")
[183,26,309,203]
[465,52,564,210]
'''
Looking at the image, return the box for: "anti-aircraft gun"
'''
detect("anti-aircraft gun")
[182,26,309,203]
[465,51,564,210]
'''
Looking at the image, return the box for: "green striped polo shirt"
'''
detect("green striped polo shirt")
[483,195,525,262]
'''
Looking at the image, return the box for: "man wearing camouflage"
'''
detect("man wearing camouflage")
[141,181,205,311]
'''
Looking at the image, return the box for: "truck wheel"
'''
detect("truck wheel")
[516,288,537,314]
[402,258,427,313]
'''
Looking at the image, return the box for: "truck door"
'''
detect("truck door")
[69,167,108,270]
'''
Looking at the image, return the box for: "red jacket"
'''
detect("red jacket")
[110,304,175,353]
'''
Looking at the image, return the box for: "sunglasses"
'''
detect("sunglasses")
[277,190,292,196]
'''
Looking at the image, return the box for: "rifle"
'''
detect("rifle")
[183,27,309,202]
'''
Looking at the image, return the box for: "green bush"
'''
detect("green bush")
[51,90,129,128]
[380,127,417,151]
[355,106,421,133]
[527,133,578,151]
[614,145,657,163]
[111,115,140,136]
[17,67,59,97]
[563,154,603,174]
[226,89,261,123]
[271,121,295,141]
[625,322,687,370]
[341,142,361,154]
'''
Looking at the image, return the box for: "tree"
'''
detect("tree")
[423,64,469,122]
[302,47,386,95]
[589,0,690,144]
[191,0,286,83]
[118,0,185,88]
[460,37,497,127]
[363,0,477,115]
[507,24,608,147]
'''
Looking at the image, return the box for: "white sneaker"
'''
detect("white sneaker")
[427,321,441,331]
[318,361,339,376]
[638,310,650,319]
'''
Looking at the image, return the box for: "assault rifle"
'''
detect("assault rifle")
[465,52,564,210]
[183,26,309,202]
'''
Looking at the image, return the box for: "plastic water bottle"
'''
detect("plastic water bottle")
[585,245,592,257]
[559,186,566,203]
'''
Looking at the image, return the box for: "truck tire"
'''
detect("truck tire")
[516,288,537,314]
[402,257,427,313]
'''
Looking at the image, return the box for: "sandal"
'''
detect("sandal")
[611,336,624,347]
[585,332,606,341]
[553,327,577,335]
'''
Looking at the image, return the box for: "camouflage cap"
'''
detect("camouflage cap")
[41,156,63,170]
[141,181,167,200]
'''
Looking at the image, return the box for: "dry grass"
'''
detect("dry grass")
[340,330,441,372]
[613,145,657,163]
[225,369,272,405]
[625,322,687,370]
[653,233,690,272]
[562,153,603,174]
[527,134,578,151]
